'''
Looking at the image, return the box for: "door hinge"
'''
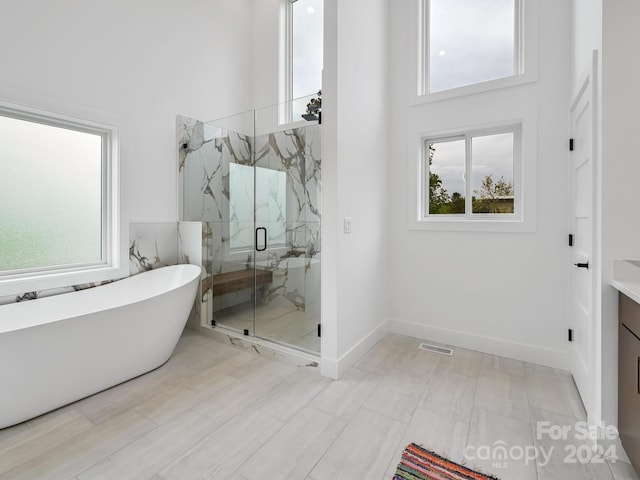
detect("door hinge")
[569,138,574,151]
[569,234,573,246]
[568,329,573,342]
[317,323,321,337]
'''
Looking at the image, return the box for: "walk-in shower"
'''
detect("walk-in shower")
[178,95,321,354]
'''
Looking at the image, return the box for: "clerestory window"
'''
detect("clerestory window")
[280,0,324,122]
[415,0,536,101]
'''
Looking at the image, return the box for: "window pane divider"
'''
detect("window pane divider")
[465,134,472,218]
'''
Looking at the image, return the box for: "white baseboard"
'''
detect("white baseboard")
[321,319,390,379]
[389,318,568,370]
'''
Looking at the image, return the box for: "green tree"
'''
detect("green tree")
[446,191,465,214]
[428,143,451,214]
[473,174,514,213]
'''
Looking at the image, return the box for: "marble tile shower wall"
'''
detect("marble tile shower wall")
[0,223,182,307]
[178,113,321,328]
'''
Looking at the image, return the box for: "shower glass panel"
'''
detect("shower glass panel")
[253,101,322,353]
[182,94,321,354]
[181,109,257,336]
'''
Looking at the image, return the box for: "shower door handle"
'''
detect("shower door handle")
[255,227,267,252]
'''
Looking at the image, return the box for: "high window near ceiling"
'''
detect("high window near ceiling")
[415,0,536,101]
[280,0,323,121]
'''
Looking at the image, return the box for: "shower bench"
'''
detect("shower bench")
[202,268,273,298]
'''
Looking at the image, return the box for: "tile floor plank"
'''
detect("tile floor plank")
[474,368,530,423]
[158,410,283,480]
[610,459,640,480]
[76,411,216,480]
[311,367,381,420]
[0,410,156,480]
[237,407,346,479]
[530,406,615,480]
[309,408,406,480]
[0,330,628,480]
[465,407,538,480]
[0,408,94,476]
[419,369,477,423]
[363,372,427,424]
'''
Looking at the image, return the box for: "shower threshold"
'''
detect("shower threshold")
[201,323,320,370]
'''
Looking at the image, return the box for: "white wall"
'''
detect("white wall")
[600,0,640,427]
[321,0,390,377]
[387,1,572,368]
[251,0,280,109]
[572,0,602,86]
[0,0,252,227]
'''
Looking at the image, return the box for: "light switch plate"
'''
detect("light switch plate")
[344,217,352,234]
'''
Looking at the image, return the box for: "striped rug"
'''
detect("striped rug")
[394,443,501,480]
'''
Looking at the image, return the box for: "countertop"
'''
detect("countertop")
[610,259,640,304]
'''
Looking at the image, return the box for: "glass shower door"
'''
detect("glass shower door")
[183,98,321,354]
[205,111,258,337]
[253,100,321,353]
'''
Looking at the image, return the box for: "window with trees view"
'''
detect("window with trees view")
[425,127,519,218]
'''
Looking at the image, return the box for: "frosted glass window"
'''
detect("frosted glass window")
[0,115,103,273]
[229,163,255,250]
[229,164,287,249]
[256,167,287,246]
[428,0,518,93]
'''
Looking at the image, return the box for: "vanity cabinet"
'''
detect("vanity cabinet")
[619,292,640,471]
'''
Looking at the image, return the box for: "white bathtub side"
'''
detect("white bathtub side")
[0,265,201,429]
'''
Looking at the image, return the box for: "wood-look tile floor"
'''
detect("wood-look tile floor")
[0,331,636,480]
[215,302,321,353]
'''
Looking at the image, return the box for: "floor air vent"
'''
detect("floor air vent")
[418,343,453,356]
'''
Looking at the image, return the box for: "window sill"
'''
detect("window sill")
[0,263,128,298]
[409,217,536,233]
[411,72,537,107]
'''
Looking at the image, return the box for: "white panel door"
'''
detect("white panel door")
[569,51,598,416]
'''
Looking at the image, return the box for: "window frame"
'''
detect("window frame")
[278,0,323,126]
[409,116,537,233]
[278,0,294,124]
[411,0,537,105]
[423,125,522,220]
[0,100,126,296]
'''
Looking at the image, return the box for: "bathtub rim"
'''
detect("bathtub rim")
[0,264,201,334]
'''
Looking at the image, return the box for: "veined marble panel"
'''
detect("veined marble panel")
[304,124,322,224]
[179,118,321,352]
[178,221,203,331]
[129,223,178,275]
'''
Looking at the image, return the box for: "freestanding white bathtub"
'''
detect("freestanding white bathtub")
[0,264,201,429]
